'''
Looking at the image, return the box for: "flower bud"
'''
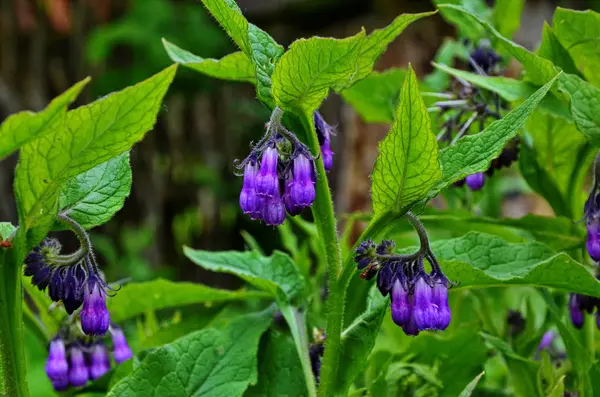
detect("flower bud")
[569,294,585,329]
[432,282,451,330]
[538,330,555,351]
[314,112,335,172]
[51,376,70,392]
[240,161,262,219]
[465,172,485,191]
[112,328,133,364]
[45,338,69,382]
[62,264,86,315]
[89,343,111,380]
[80,275,110,336]
[376,264,395,296]
[587,220,600,262]
[68,346,89,387]
[412,277,436,331]
[321,139,334,172]
[283,181,302,216]
[390,279,411,327]
[402,314,420,336]
[255,146,279,197]
[288,154,316,208]
[262,191,286,226]
[24,238,61,291]
[354,240,377,270]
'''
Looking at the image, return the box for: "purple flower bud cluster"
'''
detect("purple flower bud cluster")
[584,192,600,261]
[45,328,133,391]
[469,44,502,75]
[569,293,600,330]
[314,112,335,172]
[238,140,316,226]
[465,172,485,191]
[354,239,452,336]
[24,239,111,336]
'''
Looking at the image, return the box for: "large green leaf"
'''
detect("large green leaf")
[433,0,488,42]
[200,0,250,54]
[107,278,269,323]
[372,66,441,214]
[553,8,600,87]
[162,39,255,83]
[421,232,600,296]
[492,0,524,39]
[108,308,273,397]
[244,332,307,397]
[58,152,132,230]
[183,248,305,303]
[14,66,177,249]
[429,73,559,198]
[334,287,387,396]
[0,78,89,160]
[537,23,581,77]
[340,69,406,124]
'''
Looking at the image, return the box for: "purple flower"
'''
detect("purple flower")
[51,376,70,392]
[62,263,86,315]
[390,279,411,327]
[432,280,451,330]
[469,45,502,74]
[412,277,436,331]
[255,146,279,197]
[283,180,302,216]
[68,346,89,387]
[89,343,111,380]
[376,263,396,296]
[45,338,69,382]
[80,275,110,336]
[569,294,585,329]
[112,328,133,364]
[314,112,335,172]
[402,313,420,336]
[240,161,262,220]
[538,330,555,351]
[287,154,316,208]
[354,240,377,271]
[24,238,61,291]
[465,172,485,191]
[587,220,600,262]
[262,191,286,226]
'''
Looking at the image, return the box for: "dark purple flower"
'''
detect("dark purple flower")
[283,180,302,216]
[68,346,89,387]
[80,275,110,336]
[390,279,411,327]
[596,311,600,331]
[45,338,69,382]
[465,172,485,191]
[288,154,316,208]
[51,376,70,392]
[432,280,451,330]
[62,263,86,315]
[262,191,286,226]
[89,343,111,380]
[569,294,585,329]
[309,343,325,384]
[412,277,436,331]
[314,112,335,172]
[354,240,377,270]
[587,220,600,262]
[507,310,525,336]
[112,328,133,364]
[24,238,61,291]
[469,45,502,74]
[538,330,555,351]
[402,313,420,336]
[240,161,262,219]
[376,263,396,296]
[376,240,396,255]
[48,267,66,303]
[255,146,279,197]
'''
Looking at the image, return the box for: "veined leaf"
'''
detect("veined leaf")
[14,66,176,249]
[457,372,485,397]
[372,66,441,214]
[183,248,305,303]
[162,39,255,83]
[493,0,523,39]
[200,0,249,54]
[553,8,600,87]
[538,23,581,77]
[107,278,270,323]
[0,78,89,160]
[108,308,274,397]
[58,152,132,230]
[429,73,559,197]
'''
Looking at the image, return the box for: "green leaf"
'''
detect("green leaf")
[553,8,600,87]
[334,287,387,396]
[14,66,176,249]
[0,78,89,160]
[183,248,305,303]
[430,73,559,197]
[424,39,468,91]
[537,23,581,77]
[493,0,523,39]
[58,152,132,230]
[199,0,250,54]
[107,278,269,323]
[340,68,406,124]
[371,66,441,214]
[162,39,255,83]
[108,308,273,397]
[457,372,485,397]
[481,333,543,397]
[433,0,488,42]
[244,332,307,397]
[559,73,600,146]
[420,232,600,295]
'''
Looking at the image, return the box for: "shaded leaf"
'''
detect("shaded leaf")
[537,23,581,77]
[493,0,523,39]
[457,371,485,397]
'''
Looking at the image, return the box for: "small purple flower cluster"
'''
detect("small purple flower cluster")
[24,238,111,336]
[569,293,600,330]
[355,239,451,336]
[45,328,132,391]
[237,110,335,226]
[584,191,600,261]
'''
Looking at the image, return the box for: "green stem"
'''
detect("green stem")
[0,229,30,397]
[584,312,595,362]
[279,304,317,397]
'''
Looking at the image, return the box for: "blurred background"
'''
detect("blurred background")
[0,0,598,287]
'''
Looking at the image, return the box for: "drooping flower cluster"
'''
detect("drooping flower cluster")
[237,109,319,226]
[45,327,133,391]
[24,237,112,336]
[433,41,519,191]
[355,238,452,336]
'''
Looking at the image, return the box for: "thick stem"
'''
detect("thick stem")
[404,212,431,253]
